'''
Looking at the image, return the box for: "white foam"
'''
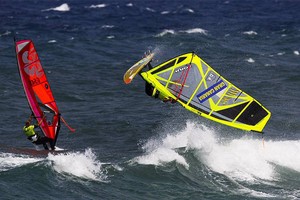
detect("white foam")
[48,40,57,43]
[190,127,300,182]
[112,164,123,171]
[0,31,11,37]
[132,122,216,169]
[133,121,300,183]
[155,28,208,37]
[47,148,107,181]
[184,8,195,13]
[180,28,208,35]
[43,3,70,12]
[107,35,115,39]
[155,29,175,37]
[0,153,42,172]
[126,3,133,7]
[262,140,300,172]
[243,31,258,35]
[161,11,170,15]
[202,138,275,181]
[203,138,300,182]
[238,187,277,198]
[245,58,255,63]
[133,147,189,168]
[294,51,299,55]
[277,52,285,56]
[101,25,115,29]
[89,4,107,9]
[131,123,199,169]
[146,7,156,12]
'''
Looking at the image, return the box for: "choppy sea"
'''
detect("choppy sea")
[1,0,300,199]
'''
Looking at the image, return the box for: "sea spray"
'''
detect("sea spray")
[0,153,42,172]
[133,120,300,183]
[47,148,107,181]
[200,137,275,182]
[131,121,216,169]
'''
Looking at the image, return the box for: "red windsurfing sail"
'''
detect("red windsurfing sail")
[15,39,60,147]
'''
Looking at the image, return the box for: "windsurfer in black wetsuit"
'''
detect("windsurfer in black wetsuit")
[142,52,176,103]
[23,114,55,150]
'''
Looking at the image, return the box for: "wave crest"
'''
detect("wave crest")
[132,120,300,183]
[47,148,107,181]
[42,3,70,12]
[155,28,208,37]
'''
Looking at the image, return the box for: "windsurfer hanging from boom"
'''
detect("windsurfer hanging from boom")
[141,51,176,103]
[23,114,55,150]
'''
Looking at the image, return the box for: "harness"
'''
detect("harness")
[28,134,38,142]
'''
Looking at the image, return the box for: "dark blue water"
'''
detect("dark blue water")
[1,0,300,199]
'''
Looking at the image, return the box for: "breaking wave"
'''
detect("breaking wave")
[243,31,258,35]
[0,153,42,172]
[42,3,70,12]
[132,121,300,182]
[88,4,108,9]
[47,148,107,182]
[155,28,208,37]
[180,28,208,35]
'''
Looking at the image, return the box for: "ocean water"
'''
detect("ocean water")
[1,0,300,199]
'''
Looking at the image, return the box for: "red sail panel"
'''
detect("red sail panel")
[16,40,60,143]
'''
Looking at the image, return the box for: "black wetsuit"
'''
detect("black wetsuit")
[27,131,54,150]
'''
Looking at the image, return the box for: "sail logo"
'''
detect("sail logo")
[175,65,190,73]
[197,80,227,103]
[22,51,44,78]
[206,73,216,81]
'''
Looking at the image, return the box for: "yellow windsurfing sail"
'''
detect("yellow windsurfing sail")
[139,52,271,133]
